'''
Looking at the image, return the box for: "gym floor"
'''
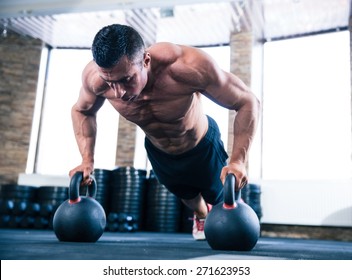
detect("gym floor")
[0,229,351,260]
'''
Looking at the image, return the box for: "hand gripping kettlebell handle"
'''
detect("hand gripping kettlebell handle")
[223,174,241,208]
[69,171,97,203]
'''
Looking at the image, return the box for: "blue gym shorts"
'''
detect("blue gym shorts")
[144,115,228,205]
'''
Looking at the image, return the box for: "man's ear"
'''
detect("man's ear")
[143,52,151,67]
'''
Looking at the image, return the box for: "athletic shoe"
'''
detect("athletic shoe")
[192,204,212,240]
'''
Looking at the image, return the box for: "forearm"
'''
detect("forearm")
[71,105,97,164]
[230,95,260,164]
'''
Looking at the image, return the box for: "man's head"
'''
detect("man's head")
[92,24,150,101]
[92,24,145,68]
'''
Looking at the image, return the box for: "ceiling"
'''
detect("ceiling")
[0,0,350,48]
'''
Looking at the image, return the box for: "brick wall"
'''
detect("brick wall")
[115,117,137,167]
[0,31,42,184]
[228,32,253,155]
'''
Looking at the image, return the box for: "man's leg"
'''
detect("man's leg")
[182,194,208,219]
[182,194,212,240]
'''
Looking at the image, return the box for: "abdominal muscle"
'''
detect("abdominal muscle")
[144,108,208,155]
[110,92,209,155]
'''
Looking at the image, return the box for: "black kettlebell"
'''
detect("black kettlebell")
[53,172,106,242]
[204,174,260,251]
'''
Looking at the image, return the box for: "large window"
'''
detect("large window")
[201,45,230,150]
[262,31,351,180]
[31,49,119,176]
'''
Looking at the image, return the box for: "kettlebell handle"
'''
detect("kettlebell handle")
[69,171,97,202]
[223,174,241,208]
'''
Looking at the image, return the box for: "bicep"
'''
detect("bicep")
[204,70,253,111]
[178,47,253,110]
[173,46,254,110]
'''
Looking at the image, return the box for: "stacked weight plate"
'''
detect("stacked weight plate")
[240,184,250,204]
[109,167,147,230]
[93,168,112,214]
[247,183,263,221]
[0,184,38,228]
[145,171,182,232]
[106,212,139,232]
[37,186,68,229]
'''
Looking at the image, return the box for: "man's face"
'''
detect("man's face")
[98,54,148,102]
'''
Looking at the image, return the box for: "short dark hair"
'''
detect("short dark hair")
[92,24,145,68]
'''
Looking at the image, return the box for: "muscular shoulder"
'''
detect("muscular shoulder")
[149,43,221,88]
[148,42,209,66]
[81,60,108,95]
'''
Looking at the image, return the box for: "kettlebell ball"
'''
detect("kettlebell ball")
[53,172,106,242]
[204,174,260,251]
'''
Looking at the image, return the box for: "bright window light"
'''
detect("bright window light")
[201,46,230,150]
[263,31,351,180]
[34,49,119,175]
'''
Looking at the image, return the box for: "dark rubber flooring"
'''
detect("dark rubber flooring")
[0,229,351,260]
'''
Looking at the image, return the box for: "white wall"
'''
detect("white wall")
[258,179,352,227]
[256,31,352,227]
